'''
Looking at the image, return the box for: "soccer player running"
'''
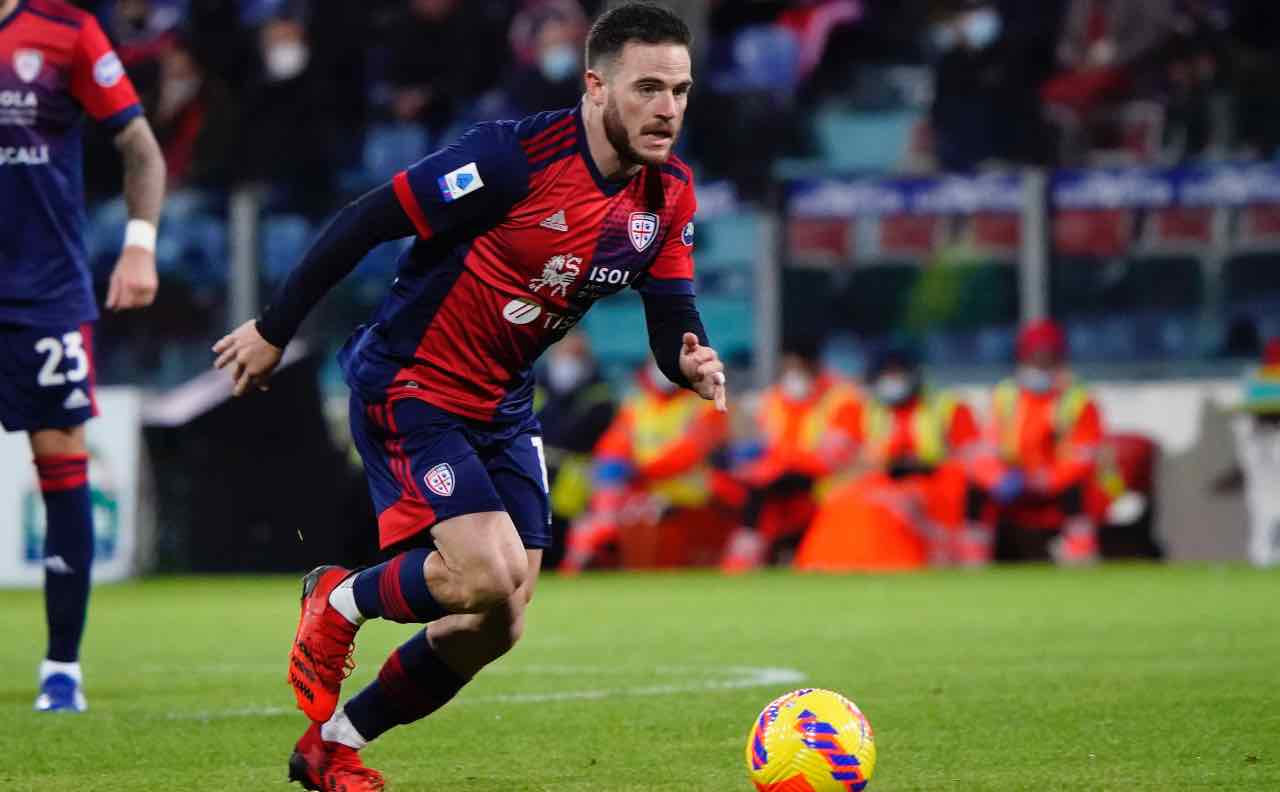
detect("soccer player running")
[0,0,165,712]
[212,4,725,789]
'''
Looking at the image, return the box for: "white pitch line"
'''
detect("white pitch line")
[163,665,807,721]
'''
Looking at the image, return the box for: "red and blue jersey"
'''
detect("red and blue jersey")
[339,105,698,423]
[0,0,142,327]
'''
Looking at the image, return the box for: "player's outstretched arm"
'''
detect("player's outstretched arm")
[212,182,416,395]
[640,291,727,412]
[107,117,165,311]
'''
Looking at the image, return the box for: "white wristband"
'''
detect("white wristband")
[124,219,157,253]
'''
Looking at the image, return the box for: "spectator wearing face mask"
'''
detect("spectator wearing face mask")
[720,339,863,572]
[792,343,980,570]
[236,15,336,211]
[968,320,1103,564]
[501,1,589,118]
[561,357,730,572]
[149,37,237,190]
[534,333,616,568]
[928,0,1048,170]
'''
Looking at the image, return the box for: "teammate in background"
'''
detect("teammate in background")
[1,0,165,712]
[721,339,862,572]
[211,5,724,789]
[969,320,1102,564]
[560,356,730,572]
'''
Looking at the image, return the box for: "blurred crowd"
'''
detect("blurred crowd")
[538,322,1163,573]
[75,0,1280,206]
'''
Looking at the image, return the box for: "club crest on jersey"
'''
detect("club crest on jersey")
[528,254,582,297]
[438,162,484,203]
[628,212,659,253]
[14,50,42,84]
[424,463,455,497]
[682,221,695,247]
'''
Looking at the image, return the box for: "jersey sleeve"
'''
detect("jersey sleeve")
[391,122,531,241]
[70,15,142,133]
[637,177,697,297]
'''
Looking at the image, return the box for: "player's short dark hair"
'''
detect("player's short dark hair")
[585,2,692,72]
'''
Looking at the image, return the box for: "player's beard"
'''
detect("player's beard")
[604,96,676,169]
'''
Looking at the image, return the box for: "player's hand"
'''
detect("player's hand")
[105,246,158,311]
[212,320,283,397]
[678,332,727,412]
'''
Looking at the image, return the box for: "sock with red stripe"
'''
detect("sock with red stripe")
[35,455,94,663]
[338,629,467,744]
[349,548,448,624]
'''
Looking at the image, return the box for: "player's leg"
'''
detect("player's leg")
[289,397,528,723]
[30,425,94,712]
[4,322,100,713]
[302,427,552,780]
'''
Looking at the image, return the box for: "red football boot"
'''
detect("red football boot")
[287,723,328,790]
[324,745,386,791]
[289,565,359,722]
[287,722,386,792]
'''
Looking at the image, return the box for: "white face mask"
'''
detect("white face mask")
[780,370,814,401]
[539,44,578,82]
[962,8,1002,50]
[1017,365,1055,394]
[547,356,587,393]
[265,41,309,82]
[874,374,914,406]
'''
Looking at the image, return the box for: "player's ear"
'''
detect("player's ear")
[584,68,607,107]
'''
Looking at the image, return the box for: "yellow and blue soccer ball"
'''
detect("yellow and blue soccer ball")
[745,688,876,791]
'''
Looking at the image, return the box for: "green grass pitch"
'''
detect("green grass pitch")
[2,565,1278,791]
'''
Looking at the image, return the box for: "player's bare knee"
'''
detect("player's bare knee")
[458,556,523,612]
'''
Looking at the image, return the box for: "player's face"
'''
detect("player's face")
[602,42,692,167]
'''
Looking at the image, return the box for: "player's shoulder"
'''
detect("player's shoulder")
[512,106,578,150]
[659,154,694,187]
[24,0,91,29]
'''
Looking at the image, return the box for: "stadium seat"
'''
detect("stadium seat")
[1125,255,1205,313]
[709,25,801,94]
[1053,209,1134,257]
[813,108,919,172]
[1140,206,1214,253]
[787,217,853,264]
[361,124,430,185]
[261,215,313,284]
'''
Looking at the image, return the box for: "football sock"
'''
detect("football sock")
[36,455,94,664]
[327,575,365,626]
[343,629,467,743]
[321,708,368,751]
[349,548,448,624]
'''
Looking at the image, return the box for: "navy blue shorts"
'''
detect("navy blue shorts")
[349,393,551,551]
[0,322,98,433]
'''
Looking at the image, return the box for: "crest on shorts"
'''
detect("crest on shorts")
[424,463,455,497]
[14,49,42,83]
[628,212,659,253]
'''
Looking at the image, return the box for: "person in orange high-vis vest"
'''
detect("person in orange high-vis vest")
[722,339,863,572]
[968,320,1102,564]
[795,343,981,571]
[561,358,730,572]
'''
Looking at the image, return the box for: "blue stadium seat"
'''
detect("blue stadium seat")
[814,108,919,172]
[261,215,313,284]
[361,124,431,186]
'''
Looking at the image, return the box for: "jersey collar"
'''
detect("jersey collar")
[575,105,635,198]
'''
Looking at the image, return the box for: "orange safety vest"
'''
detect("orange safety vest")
[862,390,965,468]
[622,387,721,507]
[757,375,862,473]
[990,378,1094,469]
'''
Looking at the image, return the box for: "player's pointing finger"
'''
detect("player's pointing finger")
[682,332,699,352]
